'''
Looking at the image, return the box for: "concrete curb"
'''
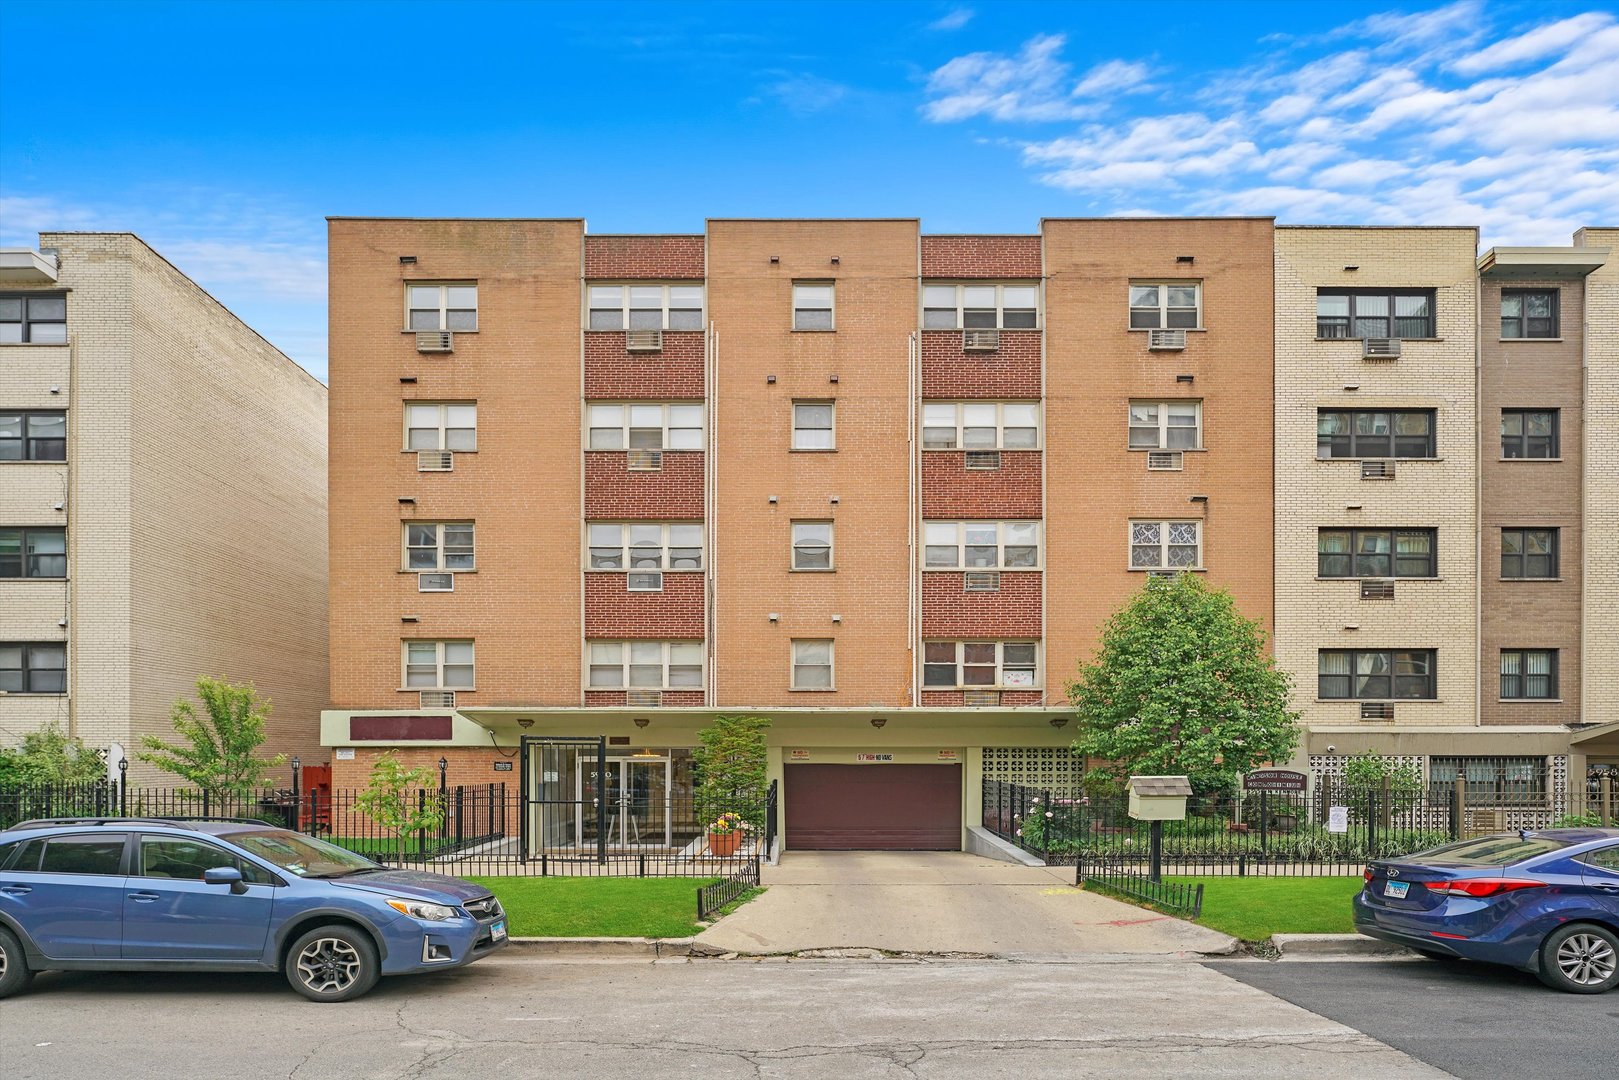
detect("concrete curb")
[1271,933,1414,958]
[507,936,697,958]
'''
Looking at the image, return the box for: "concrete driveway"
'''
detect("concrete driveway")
[695,851,1236,958]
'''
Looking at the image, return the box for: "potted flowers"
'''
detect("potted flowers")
[707,812,751,857]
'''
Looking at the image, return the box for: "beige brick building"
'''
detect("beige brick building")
[0,234,328,780]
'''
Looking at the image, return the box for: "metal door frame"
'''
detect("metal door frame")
[520,735,607,866]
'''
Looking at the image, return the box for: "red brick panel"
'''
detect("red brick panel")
[585,236,705,279]
[584,331,706,398]
[921,236,1042,279]
[584,451,705,518]
[920,330,1041,397]
[583,572,706,636]
[584,689,706,707]
[921,572,1042,637]
[922,451,1042,517]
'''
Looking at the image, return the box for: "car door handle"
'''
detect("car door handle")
[1594,884,1619,893]
[0,885,32,895]
[127,892,161,903]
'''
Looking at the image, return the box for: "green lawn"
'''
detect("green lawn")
[1168,875,1362,941]
[467,876,745,938]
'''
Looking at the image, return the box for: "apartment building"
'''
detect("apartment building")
[321,217,1276,851]
[0,234,328,779]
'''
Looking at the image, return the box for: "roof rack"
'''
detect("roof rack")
[7,816,280,832]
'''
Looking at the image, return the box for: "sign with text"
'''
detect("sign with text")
[855,753,894,763]
[493,761,513,772]
[335,748,355,761]
[1327,806,1350,834]
[937,749,959,761]
[1244,769,1307,792]
[790,749,812,760]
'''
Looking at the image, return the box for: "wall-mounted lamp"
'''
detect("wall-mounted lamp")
[1049,717,1070,729]
[399,256,417,265]
[517,718,535,729]
[768,495,779,504]
[53,502,64,511]
[768,612,780,622]
[634,718,650,729]
[769,256,780,264]
[1176,374,1195,384]
[829,496,839,505]
[831,614,842,623]
[870,717,887,729]
[49,385,60,394]
[830,256,840,265]
[58,618,68,628]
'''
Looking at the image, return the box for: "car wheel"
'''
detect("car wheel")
[285,924,380,1003]
[1537,923,1619,994]
[0,926,35,1000]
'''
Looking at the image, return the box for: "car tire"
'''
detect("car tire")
[1536,923,1619,995]
[284,924,381,1003]
[0,925,35,1000]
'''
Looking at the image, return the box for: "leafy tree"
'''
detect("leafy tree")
[0,724,106,786]
[1068,574,1299,791]
[139,676,285,799]
[353,752,444,851]
[694,715,771,831]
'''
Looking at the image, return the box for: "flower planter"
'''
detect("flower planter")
[708,830,743,857]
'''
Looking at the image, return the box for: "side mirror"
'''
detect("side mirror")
[203,866,247,894]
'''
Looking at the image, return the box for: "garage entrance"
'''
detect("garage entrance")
[784,764,962,850]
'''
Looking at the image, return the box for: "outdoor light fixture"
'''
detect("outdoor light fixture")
[1049,717,1070,729]
[517,718,534,729]
[870,717,887,729]
[829,495,839,504]
[634,718,650,729]
[49,385,60,394]
[768,612,780,622]
[830,256,840,264]
[831,614,842,623]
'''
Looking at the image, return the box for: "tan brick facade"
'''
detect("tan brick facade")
[1578,229,1619,732]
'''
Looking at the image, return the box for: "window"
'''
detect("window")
[403,641,474,689]
[587,641,703,689]
[0,526,66,578]
[791,639,834,690]
[0,642,66,693]
[0,294,68,343]
[922,284,1040,329]
[405,403,476,451]
[1129,521,1201,570]
[404,523,475,572]
[921,402,1040,450]
[586,403,704,450]
[1128,282,1201,329]
[793,282,834,331]
[406,284,477,331]
[1500,649,1557,700]
[587,284,705,331]
[1501,409,1558,458]
[139,836,274,885]
[38,834,125,875]
[1429,756,1546,802]
[1318,650,1436,700]
[1317,528,1435,578]
[923,641,1039,689]
[0,411,66,461]
[1501,290,1558,339]
[1501,528,1557,579]
[1316,410,1434,459]
[791,522,833,570]
[1127,401,1202,450]
[924,521,1040,569]
[587,523,703,570]
[792,402,834,450]
[1316,289,1434,339]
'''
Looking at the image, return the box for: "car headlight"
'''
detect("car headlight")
[386,897,460,922]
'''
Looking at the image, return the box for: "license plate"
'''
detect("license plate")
[1384,881,1409,899]
[491,920,507,941]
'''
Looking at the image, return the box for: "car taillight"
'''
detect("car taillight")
[1427,878,1547,898]
[1364,867,1375,882]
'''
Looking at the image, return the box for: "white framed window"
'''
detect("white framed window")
[922,283,1040,329]
[403,640,474,689]
[1128,282,1201,330]
[405,403,477,451]
[792,401,835,450]
[1130,520,1203,570]
[923,521,1040,569]
[404,523,475,572]
[587,284,705,331]
[791,639,834,690]
[586,403,704,450]
[1127,401,1202,450]
[793,282,834,331]
[587,523,703,570]
[407,283,478,331]
[921,402,1040,450]
[923,641,1039,689]
[587,641,704,689]
[791,521,833,570]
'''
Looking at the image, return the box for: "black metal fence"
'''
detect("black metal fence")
[696,855,761,921]
[1080,862,1204,918]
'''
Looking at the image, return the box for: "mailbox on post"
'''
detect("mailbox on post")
[1128,775,1193,821]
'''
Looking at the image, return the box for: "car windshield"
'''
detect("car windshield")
[1407,834,1571,865]
[221,830,383,878]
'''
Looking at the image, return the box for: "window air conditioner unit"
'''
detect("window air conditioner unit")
[420,690,457,708]
[1148,570,1183,581]
[964,450,1001,470]
[626,688,663,707]
[416,331,454,353]
[417,450,454,472]
[627,571,664,592]
[1360,701,1394,720]
[963,328,1000,351]
[418,573,454,592]
[964,571,1001,592]
[1148,329,1187,350]
[1361,337,1401,359]
[625,328,664,352]
[626,449,663,471]
[1147,450,1184,471]
[963,689,1001,707]
[1360,459,1395,480]
[1359,579,1395,600]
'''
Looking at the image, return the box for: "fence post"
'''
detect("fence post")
[1380,774,1393,832]
[1602,776,1613,828]
[308,789,319,836]
[1149,819,1163,883]
[1042,788,1052,862]
[1366,786,1377,857]
[1259,789,1269,856]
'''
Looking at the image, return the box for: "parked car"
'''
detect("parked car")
[1355,828,1619,993]
[0,817,507,1002]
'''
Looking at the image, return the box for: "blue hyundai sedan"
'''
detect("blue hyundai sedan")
[0,817,507,1002]
[1355,828,1619,993]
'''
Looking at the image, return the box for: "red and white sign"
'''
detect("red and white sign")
[937,749,960,761]
[789,749,812,760]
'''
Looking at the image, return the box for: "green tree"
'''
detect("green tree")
[139,676,285,799]
[693,715,771,830]
[1068,574,1299,791]
[0,724,106,786]
[353,752,444,852]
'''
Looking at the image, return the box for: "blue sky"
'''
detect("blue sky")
[3,0,1616,381]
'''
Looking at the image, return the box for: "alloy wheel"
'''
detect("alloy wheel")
[1555,933,1617,987]
[295,937,362,995]
[0,939,7,981]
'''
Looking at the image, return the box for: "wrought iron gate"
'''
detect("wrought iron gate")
[520,736,608,870]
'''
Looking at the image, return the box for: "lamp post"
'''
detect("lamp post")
[118,756,129,817]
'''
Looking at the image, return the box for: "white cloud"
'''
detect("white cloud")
[1071,59,1153,97]
[929,7,973,32]
[1451,12,1612,74]
[923,35,1151,123]
[759,73,851,114]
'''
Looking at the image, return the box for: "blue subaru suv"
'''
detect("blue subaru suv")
[0,817,507,1002]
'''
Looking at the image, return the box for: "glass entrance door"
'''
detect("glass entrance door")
[577,755,672,848]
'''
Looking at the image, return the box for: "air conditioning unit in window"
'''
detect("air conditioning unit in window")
[418,573,454,592]
[964,450,1001,470]
[420,690,457,708]
[626,688,663,707]
[627,571,664,592]
[963,328,1000,351]
[1147,450,1184,471]
[1148,570,1183,581]
[963,689,1001,707]
[416,331,454,353]
[1360,701,1394,720]
[1359,579,1395,600]
[1360,459,1396,480]
[417,450,454,472]
[625,328,663,352]
[626,449,663,471]
[1148,329,1187,350]
[1361,337,1401,359]
[964,571,1001,592]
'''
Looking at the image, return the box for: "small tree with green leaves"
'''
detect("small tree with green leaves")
[353,751,444,856]
[0,724,107,786]
[1339,752,1425,821]
[139,677,285,801]
[694,715,771,832]
[1068,574,1300,794]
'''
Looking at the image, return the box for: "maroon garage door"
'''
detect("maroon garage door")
[784,764,962,850]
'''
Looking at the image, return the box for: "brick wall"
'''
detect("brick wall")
[585,689,706,708]
[1576,228,1619,730]
[583,331,705,397]
[585,235,705,279]
[921,690,1046,707]
[583,451,705,518]
[583,571,706,636]
[921,236,1042,279]
[921,572,1042,636]
[922,451,1042,516]
[921,330,1041,397]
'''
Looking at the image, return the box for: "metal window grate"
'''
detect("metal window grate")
[1361,337,1401,359]
[963,689,1001,706]
[1148,329,1187,350]
[416,331,454,353]
[964,571,1001,592]
[626,571,664,592]
[1360,701,1394,720]
[418,573,454,592]
[625,328,664,352]
[626,688,663,707]
[626,449,664,471]
[417,450,454,472]
[1360,459,1396,479]
[420,690,457,708]
[1359,579,1395,600]
[1147,450,1184,471]
[1148,570,1182,580]
[963,328,1000,351]
[964,450,1001,470]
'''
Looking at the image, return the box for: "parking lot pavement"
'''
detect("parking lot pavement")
[0,956,1443,1080]
[1207,958,1619,1080]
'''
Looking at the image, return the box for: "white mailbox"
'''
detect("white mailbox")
[1128,775,1193,821]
